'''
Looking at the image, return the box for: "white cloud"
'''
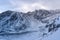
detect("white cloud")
[9,0,50,12]
[20,3,50,12]
[0,0,60,12]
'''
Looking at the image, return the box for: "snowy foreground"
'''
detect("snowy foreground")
[0,10,60,40]
[0,28,60,40]
[43,28,60,40]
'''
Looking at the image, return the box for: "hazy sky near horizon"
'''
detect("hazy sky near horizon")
[0,0,60,13]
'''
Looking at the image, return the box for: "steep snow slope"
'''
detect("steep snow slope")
[43,28,60,40]
[0,10,60,40]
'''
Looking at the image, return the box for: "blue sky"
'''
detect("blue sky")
[0,0,60,13]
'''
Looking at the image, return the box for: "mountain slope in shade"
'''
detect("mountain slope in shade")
[0,10,60,40]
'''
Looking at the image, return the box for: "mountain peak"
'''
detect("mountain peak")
[0,9,60,40]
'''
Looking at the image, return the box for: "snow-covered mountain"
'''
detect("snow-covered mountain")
[0,10,60,40]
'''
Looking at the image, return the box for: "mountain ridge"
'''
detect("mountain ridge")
[0,9,60,40]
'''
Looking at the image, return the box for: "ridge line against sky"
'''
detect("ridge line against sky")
[0,0,60,13]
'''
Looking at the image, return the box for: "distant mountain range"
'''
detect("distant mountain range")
[0,9,60,39]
